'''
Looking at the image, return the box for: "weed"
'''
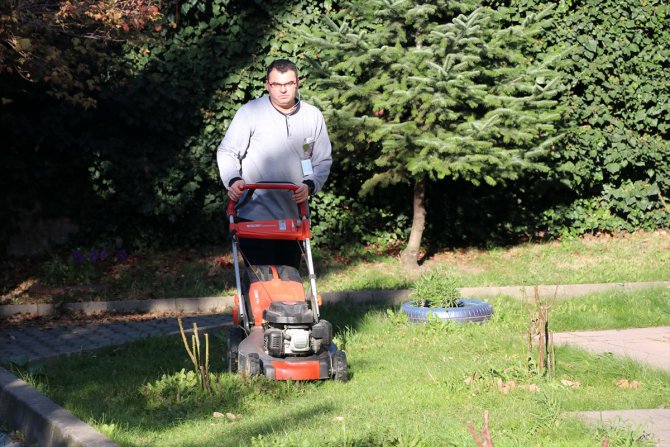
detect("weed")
[410,271,460,308]
[177,318,211,393]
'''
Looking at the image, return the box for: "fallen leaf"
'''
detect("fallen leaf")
[560,379,581,388]
[225,413,242,420]
[497,378,516,394]
[615,379,640,389]
[212,412,224,418]
[519,384,541,393]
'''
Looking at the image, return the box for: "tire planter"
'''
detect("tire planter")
[401,299,494,324]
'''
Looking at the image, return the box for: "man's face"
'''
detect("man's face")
[266,68,299,112]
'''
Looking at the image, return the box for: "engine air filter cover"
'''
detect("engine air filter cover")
[264,301,314,324]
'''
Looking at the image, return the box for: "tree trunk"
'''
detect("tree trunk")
[400,177,427,269]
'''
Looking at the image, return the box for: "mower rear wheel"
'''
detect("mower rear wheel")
[227,327,245,373]
[333,351,348,382]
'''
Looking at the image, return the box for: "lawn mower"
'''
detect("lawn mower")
[225,182,348,381]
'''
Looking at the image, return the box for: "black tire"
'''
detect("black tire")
[401,299,494,324]
[332,351,348,382]
[247,353,261,376]
[227,327,245,373]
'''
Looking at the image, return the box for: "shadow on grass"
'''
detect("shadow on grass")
[176,401,336,447]
[20,301,393,443]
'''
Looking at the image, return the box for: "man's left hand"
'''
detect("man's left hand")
[292,183,310,203]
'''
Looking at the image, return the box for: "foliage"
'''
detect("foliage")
[299,0,564,263]
[1,0,332,251]
[177,318,212,393]
[2,0,669,256]
[142,368,204,410]
[41,246,128,285]
[410,270,460,308]
[309,190,409,250]
[531,0,670,233]
[0,0,164,106]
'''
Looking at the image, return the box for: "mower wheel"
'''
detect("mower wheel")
[247,353,261,376]
[227,327,245,373]
[333,351,348,382]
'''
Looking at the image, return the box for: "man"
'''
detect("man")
[217,59,332,269]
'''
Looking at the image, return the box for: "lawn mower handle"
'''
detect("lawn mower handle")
[226,182,308,220]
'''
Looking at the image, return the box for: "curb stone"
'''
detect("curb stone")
[0,367,118,447]
[2,281,668,319]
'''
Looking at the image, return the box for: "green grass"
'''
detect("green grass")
[14,288,670,447]
[316,230,670,291]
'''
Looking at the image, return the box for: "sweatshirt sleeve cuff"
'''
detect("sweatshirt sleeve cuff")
[303,180,315,196]
[228,177,242,189]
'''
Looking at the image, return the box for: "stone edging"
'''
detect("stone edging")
[0,367,119,447]
[1,281,668,319]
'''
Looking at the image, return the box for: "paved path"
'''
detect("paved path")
[553,327,670,372]
[0,314,232,365]
[553,326,670,447]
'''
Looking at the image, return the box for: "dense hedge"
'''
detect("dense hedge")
[1,0,668,255]
[540,0,670,234]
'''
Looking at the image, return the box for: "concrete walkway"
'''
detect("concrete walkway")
[553,326,670,372]
[1,288,669,446]
[552,326,670,447]
[0,314,231,366]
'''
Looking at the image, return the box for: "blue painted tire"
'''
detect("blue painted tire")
[401,299,494,323]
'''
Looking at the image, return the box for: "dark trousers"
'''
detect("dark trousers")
[238,237,302,270]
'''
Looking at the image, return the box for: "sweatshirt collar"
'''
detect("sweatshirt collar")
[268,96,301,116]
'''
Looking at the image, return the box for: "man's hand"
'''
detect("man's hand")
[228,179,245,201]
[292,183,310,203]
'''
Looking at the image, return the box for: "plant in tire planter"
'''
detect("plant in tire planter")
[401,272,494,323]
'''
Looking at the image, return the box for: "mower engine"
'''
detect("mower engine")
[263,301,333,357]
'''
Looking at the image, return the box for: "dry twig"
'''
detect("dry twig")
[467,410,495,447]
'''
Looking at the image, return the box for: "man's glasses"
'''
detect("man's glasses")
[268,81,297,89]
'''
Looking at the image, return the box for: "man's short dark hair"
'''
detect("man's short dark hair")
[266,59,299,80]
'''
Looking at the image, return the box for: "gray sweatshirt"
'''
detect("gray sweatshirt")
[217,96,333,221]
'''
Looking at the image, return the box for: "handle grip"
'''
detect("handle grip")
[227,182,307,219]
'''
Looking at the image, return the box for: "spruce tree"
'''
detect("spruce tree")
[300,0,563,268]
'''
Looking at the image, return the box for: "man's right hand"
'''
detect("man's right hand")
[228,179,245,201]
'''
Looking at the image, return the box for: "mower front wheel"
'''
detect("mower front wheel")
[227,327,245,373]
[247,353,261,376]
[332,351,348,382]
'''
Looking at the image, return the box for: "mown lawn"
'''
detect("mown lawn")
[14,287,670,447]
